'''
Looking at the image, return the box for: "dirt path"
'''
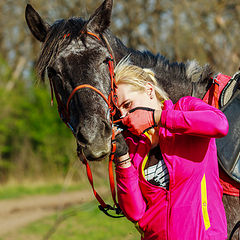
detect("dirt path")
[0,187,108,236]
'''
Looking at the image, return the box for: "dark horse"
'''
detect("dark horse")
[25,0,239,238]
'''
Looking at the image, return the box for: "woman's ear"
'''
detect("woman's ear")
[145,82,155,99]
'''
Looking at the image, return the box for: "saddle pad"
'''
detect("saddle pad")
[220,71,240,108]
[203,73,231,108]
[216,90,240,183]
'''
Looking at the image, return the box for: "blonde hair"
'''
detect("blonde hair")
[114,56,169,104]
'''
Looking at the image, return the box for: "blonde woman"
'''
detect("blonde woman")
[114,59,228,240]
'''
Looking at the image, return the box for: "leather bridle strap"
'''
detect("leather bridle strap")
[67,82,120,211]
[81,156,108,208]
[66,84,109,113]
[74,86,121,216]
[57,31,122,217]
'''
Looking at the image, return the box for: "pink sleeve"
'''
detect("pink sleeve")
[160,97,229,138]
[115,164,146,222]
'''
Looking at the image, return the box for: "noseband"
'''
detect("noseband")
[49,31,123,218]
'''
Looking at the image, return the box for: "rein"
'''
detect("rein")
[49,31,123,218]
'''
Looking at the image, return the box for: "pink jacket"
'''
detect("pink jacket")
[115,96,228,240]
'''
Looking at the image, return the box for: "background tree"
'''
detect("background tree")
[0,0,240,181]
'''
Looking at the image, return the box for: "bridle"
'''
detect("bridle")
[49,31,124,218]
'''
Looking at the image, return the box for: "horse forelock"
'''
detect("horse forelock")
[36,17,87,81]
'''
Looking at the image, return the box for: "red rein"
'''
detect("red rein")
[50,31,123,217]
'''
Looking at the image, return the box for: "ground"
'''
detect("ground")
[0,187,107,237]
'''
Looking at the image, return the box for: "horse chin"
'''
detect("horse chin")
[87,152,110,162]
[77,145,111,162]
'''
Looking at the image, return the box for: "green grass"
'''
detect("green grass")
[2,201,140,240]
[0,161,110,200]
[0,182,85,200]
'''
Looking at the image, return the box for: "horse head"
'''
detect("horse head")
[25,0,214,161]
[25,0,115,161]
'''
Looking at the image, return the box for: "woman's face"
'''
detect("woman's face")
[116,83,160,117]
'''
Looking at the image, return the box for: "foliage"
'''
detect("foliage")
[0,57,76,181]
[1,0,240,182]
[1,0,240,77]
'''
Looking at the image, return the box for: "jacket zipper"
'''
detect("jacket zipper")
[142,131,172,239]
[160,128,171,240]
[166,191,171,239]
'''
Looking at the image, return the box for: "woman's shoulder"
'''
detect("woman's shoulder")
[177,96,201,104]
[163,96,194,110]
[174,96,205,110]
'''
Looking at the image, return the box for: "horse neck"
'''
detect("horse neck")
[103,30,133,63]
[103,31,212,102]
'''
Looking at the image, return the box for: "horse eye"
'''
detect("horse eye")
[47,67,56,79]
[103,57,111,64]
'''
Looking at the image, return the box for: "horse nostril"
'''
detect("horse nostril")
[76,131,88,146]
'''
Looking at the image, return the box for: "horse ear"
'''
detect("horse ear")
[87,0,113,33]
[25,4,50,42]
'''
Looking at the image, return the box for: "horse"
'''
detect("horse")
[25,0,239,238]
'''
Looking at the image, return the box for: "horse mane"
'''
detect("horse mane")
[108,31,213,81]
[132,47,213,86]
[108,32,214,101]
[36,17,87,81]
[36,17,214,100]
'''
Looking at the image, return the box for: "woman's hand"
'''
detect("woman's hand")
[114,131,129,158]
[113,131,131,168]
[122,107,162,135]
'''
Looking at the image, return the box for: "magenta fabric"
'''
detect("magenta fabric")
[115,96,228,240]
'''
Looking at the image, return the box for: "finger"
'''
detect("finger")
[129,127,141,135]
[121,114,130,126]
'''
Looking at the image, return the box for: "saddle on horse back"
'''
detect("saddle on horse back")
[202,71,240,185]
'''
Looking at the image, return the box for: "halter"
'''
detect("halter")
[49,31,123,218]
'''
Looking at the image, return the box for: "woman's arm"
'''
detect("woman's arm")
[114,133,146,221]
[159,96,229,138]
[115,156,147,222]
